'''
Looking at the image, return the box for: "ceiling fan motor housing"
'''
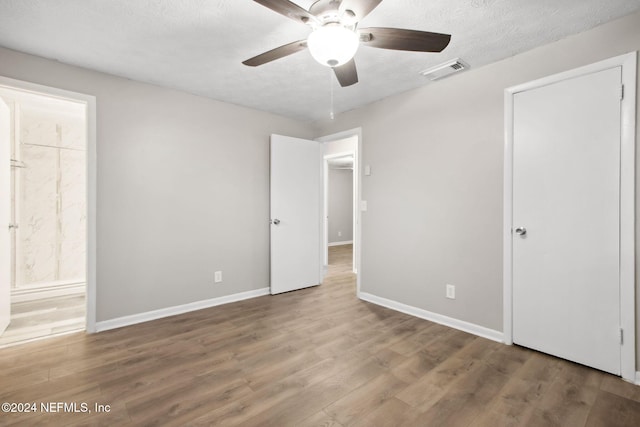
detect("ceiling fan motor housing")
[309,0,343,23]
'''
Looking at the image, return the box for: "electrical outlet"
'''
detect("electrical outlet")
[214,271,222,283]
[446,284,455,299]
[338,231,342,237]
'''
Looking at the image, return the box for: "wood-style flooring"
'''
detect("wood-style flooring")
[1,245,639,426]
[0,293,85,348]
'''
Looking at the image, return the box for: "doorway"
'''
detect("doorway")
[269,130,361,296]
[324,153,355,275]
[0,80,94,346]
[318,130,361,294]
[503,53,636,381]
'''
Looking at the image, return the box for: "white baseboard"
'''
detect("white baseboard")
[328,240,353,247]
[359,292,504,343]
[95,287,270,333]
[12,283,85,303]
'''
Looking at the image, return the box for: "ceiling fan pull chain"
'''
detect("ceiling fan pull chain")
[330,67,335,120]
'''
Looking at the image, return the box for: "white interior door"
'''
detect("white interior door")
[512,67,622,375]
[270,134,322,295]
[0,98,10,335]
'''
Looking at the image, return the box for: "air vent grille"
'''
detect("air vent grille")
[420,59,469,81]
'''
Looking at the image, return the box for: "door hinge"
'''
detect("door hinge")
[619,85,624,101]
[620,328,624,345]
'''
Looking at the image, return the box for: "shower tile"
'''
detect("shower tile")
[60,115,86,150]
[18,144,57,286]
[14,100,86,288]
[20,108,59,147]
[21,243,57,285]
[59,239,86,281]
[59,149,86,282]
[60,149,86,212]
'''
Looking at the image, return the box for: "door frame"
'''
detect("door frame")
[0,75,98,334]
[503,52,637,382]
[316,128,362,295]
[323,151,356,271]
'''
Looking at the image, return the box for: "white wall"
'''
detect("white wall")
[324,136,357,156]
[315,11,640,363]
[0,46,314,322]
[328,168,353,244]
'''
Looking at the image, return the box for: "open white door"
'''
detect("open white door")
[0,98,10,335]
[270,134,322,295]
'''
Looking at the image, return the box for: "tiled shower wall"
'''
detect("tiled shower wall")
[14,103,86,288]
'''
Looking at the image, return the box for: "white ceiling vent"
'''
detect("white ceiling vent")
[420,59,469,81]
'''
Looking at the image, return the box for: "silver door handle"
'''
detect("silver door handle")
[514,227,526,235]
[271,219,280,225]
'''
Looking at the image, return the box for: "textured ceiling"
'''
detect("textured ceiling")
[0,0,639,122]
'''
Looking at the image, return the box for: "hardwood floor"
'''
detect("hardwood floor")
[328,243,353,275]
[1,246,639,426]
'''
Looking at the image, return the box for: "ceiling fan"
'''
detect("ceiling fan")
[242,0,452,87]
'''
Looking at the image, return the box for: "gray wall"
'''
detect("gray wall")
[315,10,640,363]
[328,168,353,244]
[0,46,314,322]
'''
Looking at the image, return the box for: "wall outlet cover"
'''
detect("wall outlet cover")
[446,284,455,299]
[214,271,222,283]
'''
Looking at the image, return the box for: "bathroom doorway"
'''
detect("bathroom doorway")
[0,86,88,347]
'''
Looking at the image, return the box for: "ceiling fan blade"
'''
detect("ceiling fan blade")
[333,59,358,87]
[243,40,307,66]
[253,0,317,25]
[360,27,451,52]
[340,0,383,21]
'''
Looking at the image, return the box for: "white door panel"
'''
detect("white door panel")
[270,134,322,295]
[512,67,621,374]
[0,98,10,335]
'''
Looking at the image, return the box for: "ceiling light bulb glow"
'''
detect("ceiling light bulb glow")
[307,24,359,68]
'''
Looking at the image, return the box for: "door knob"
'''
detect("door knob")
[271,219,281,225]
[515,227,526,236]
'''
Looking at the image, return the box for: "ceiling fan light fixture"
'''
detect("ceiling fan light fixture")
[307,24,359,67]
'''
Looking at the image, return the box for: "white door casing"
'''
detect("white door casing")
[504,53,636,381]
[270,134,323,295]
[0,97,10,335]
[317,129,363,292]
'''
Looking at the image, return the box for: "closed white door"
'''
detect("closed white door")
[512,67,622,375]
[0,98,10,335]
[270,134,322,295]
